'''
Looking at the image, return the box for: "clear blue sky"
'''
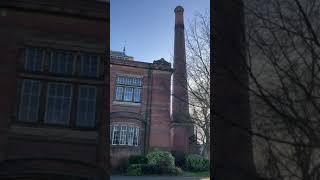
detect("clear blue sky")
[110,0,210,63]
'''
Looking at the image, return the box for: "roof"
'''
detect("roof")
[110,50,134,61]
[110,50,172,71]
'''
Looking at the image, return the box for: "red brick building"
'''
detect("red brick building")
[0,0,108,179]
[110,51,173,167]
[109,6,197,168]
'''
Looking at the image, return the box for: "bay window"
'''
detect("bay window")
[111,124,139,146]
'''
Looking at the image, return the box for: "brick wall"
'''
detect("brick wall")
[109,59,173,168]
[0,1,108,178]
[149,70,172,149]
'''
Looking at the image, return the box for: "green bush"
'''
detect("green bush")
[174,166,183,175]
[203,158,210,170]
[186,154,210,172]
[146,149,175,169]
[127,164,143,176]
[128,155,148,165]
[140,164,161,174]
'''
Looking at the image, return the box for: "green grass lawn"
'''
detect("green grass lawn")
[181,170,210,177]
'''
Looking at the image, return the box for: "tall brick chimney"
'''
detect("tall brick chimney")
[172,6,189,117]
[171,6,196,154]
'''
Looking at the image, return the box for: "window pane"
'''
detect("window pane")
[115,86,123,100]
[125,77,134,86]
[18,79,41,122]
[25,47,44,72]
[123,87,133,101]
[45,83,72,125]
[88,88,96,99]
[50,50,74,75]
[35,49,43,71]
[112,125,120,145]
[127,125,134,146]
[133,127,139,146]
[115,76,143,103]
[117,76,125,85]
[76,86,96,128]
[136,78,142,86]
[79,54,99,77]
[134,88,141,102]
[119,125,127,145]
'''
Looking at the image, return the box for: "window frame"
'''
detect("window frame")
[127,125,134,146]
[24,47,45,72]
[133,126,139,147]
[119,125,127,145]
[76,85,97,128]
[112,124,120,145]
[44,82,73,126]
[79,54,101,78]
[111,123,140,147]
[49,50,76,75]
[24,47,102,78]
[17,79,42,123]
[114,75,143,103]
[15,46,103,130]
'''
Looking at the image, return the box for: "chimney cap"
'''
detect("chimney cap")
[174,6,184,13]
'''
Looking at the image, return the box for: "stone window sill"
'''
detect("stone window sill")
[112,101,141,106]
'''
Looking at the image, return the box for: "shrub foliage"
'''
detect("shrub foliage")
[127,164,143,176]
[128,155,148,165]
[125,150,185,176]
[146,149,175,169]
[186,154,210,172]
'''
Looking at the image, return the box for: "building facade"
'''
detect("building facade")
[110,51,173,167]
[0,0,196,176]
[109,6,198,168]
[0,0,108,179]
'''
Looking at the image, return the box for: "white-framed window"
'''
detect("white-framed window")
[76,85,97,128]
[79,54,100,77]
[115,76,142,103]
[127,125,134,146]
[18,79,41,122]
[25,47,44,72]
[111,124,139,146]
[50,50,75,75]
[119,125,127,145]
[112,124,120,145]
[44,83,72,125]
[133,127,139,146]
